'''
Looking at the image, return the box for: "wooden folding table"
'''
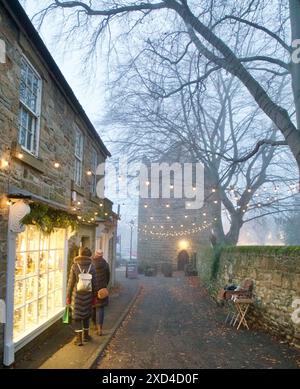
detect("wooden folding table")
[232,297,255,330]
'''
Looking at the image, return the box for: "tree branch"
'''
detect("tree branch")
[53,1,166,15]
[231,139,288,163]
[150,66,221,98]
[240,56,289,71]
[212,15,292,53]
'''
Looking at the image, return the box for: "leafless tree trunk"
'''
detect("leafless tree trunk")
[290,0,300,131]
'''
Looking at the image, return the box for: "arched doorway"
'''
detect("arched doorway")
[177,250,189,271]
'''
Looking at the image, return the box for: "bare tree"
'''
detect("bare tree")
[105,51,297,245]
[35,0,300,175]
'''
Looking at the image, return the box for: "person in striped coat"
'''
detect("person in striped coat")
[66,247,98,346]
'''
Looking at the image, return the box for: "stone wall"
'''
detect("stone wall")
[197,246,300,348]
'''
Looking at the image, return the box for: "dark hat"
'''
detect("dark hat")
[79,247,92,257]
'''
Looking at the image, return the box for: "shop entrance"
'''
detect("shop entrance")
[177,250,189,271]
[81,236,90,249]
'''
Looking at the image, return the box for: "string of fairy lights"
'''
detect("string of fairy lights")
[1,149,116,224]
[134,180,299,240]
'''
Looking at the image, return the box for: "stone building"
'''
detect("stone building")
[137,160,211,269]
[0,0,117,366]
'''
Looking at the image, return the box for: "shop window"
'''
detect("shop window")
[13,226,65,342]
[19,56,41,156]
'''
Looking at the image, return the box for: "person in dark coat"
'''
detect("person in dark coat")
[92,249,110,336]
[66,247,98,346]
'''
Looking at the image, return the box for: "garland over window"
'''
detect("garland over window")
[21,203,78,234]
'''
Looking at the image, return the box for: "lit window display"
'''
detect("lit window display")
[13,225,66,342]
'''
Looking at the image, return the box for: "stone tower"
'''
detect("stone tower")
[137,157,211,269]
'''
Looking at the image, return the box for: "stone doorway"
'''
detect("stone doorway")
[177,250,189,270]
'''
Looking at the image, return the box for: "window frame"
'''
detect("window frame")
[74,127,84,187]
[91,147,98,195]
[19,55,42,157]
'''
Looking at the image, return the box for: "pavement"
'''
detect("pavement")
[97,272,300,369]
[15,268,140,369]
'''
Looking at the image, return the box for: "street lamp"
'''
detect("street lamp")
[129,219,134,262]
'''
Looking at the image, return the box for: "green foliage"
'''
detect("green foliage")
[211,244,225,280]
[21,203,78,234]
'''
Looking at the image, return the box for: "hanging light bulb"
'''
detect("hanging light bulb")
[1,159,9,169]
[54,162,60,168]
[17,152,24,159]
[87,169,92,176]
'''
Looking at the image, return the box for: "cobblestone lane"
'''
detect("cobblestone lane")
[97,272,299,369]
